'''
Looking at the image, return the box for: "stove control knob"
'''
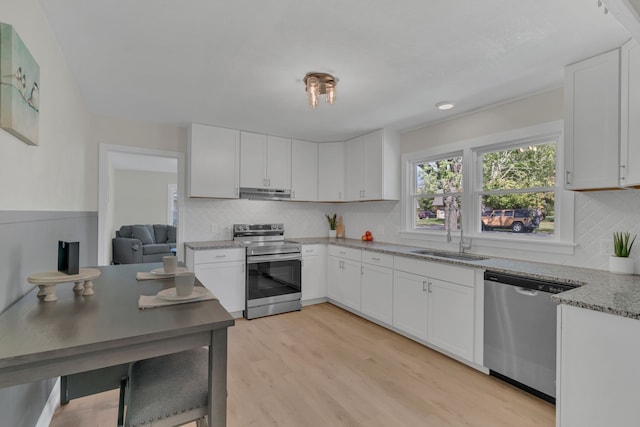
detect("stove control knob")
[277,224,283,230]
[271,224,277,230]
[244,225,249,231]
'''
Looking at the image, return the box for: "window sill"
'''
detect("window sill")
[399,230,576,256]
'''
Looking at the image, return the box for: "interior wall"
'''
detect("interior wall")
[0,211,97,427]
[111,169,177,242]
[0,0,94,211]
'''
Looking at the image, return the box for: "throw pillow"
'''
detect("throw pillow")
[131,225,154,245]
[167,225,177,243]
[153,224,169,243]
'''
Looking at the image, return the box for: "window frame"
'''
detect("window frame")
[401,121,575,255]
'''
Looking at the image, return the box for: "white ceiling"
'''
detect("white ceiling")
[38,0,631,142]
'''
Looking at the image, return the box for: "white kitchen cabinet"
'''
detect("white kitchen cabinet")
[620,39,640,187]
[240,131,291,190]
[187,123,240,198]
[558,305,640,426]
[301,244,326,302]
[564,48,621,190]
[393,256,475,361]
[318,142,346,201]
[392,270,429,340]
[345,129,399,201]
[291,140,318,201]
[327,245,362,310]
[427,278,474,361]
[185,247,245,315]
[361,251,394,325]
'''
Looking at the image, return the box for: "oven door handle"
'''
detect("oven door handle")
[247,254,302,264]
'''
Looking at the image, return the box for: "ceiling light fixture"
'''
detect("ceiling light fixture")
[303,72,338,108]
[436,101,455,110]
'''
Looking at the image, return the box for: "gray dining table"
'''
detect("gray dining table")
[0,262,235,427]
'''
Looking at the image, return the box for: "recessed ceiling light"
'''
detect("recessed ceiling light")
[436,101,455,110]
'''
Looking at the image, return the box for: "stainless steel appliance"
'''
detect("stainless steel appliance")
[484,270,576,403]
[233,223,301,319]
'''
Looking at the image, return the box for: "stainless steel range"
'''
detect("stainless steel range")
[233,223,302,319]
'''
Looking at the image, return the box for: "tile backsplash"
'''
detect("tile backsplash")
[184,189,640,272]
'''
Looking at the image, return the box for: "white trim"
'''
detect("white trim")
[35,377,60,427]
[401,120,575,251]
[167,183,178,226]
[98,144,185,265]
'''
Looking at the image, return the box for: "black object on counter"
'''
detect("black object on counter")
[58,241,79,275]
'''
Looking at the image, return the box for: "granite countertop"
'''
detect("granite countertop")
[186,237,640,320]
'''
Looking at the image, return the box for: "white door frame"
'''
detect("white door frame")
[98,144,185,266]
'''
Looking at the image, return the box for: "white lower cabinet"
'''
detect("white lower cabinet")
[558,305,640,427]
[392,270,429,340]
[185,247,245,315]
[301,245,326,302]
[392,256,476,362]
[327,245,362,309]
[427,278,474,361]
[361,252,394,325]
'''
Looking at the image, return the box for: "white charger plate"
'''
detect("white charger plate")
[156,287,207,301]
[149,267,189,277]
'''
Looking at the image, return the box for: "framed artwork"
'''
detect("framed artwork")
[0,22,39,146]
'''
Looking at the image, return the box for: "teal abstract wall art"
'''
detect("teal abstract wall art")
[0,22,39,146]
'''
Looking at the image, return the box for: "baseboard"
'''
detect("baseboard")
[35,377,60,427]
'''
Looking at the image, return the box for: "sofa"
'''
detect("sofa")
[112,224,176,264]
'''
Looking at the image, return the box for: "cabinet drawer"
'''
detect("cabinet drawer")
[361,251,394,269]
[328,245,361,262]
[393,256,475,287]
[194,248,245,264]
[302,244,322,257]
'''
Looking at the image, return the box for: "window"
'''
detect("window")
[476,139,556,236]
[410,153,463,232]
[403,121,572,251]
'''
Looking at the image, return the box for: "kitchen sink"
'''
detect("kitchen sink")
[409,249,490,261]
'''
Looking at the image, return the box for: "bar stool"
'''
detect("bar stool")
[118,347,210,427]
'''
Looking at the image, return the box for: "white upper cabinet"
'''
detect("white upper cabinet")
[564,49,621,190]
[291,140,318,201]
[621,39,640,187]
[344,129,400,201]
[318,142,346,202]
[240,132,291,190]
[187,123,240,198]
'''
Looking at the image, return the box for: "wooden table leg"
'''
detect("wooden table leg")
[38,284,58,302]
[73,281,84,292]
[82,280,95,296]
[208,328,228,427]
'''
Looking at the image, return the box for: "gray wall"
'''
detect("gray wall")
[0,211,98,427]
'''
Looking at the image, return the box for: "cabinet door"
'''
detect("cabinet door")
[427,278,474,361]
[302,251,326,301]
[362,130,383,200]
[327,256,343,302]
[564,49,620,190]
[345,135,365,200]
[291,140,318,201]
[621,40,640,187]
[361,263,393,324]
[393,270,428,340]
[188,124,240,198]
[194,261,245,313]
[342,259,362,311]
[266,136,291,189]
[240,131,267,188]
[318,142,345,201]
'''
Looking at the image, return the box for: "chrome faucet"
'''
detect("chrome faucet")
[458,208,472,253]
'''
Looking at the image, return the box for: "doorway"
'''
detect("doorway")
[98,144,184,266]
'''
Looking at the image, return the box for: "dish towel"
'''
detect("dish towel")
[136,272,173,280]
[138,288,218,309]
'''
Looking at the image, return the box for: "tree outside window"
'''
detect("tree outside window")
[413,155,463,231]
[478,140,556,236]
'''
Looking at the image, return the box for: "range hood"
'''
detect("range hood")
[239,187,291,201]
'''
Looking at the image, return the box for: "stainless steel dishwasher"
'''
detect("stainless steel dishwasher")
[484,270,575,403]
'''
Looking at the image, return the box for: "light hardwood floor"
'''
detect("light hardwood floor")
[50,303,554,426]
